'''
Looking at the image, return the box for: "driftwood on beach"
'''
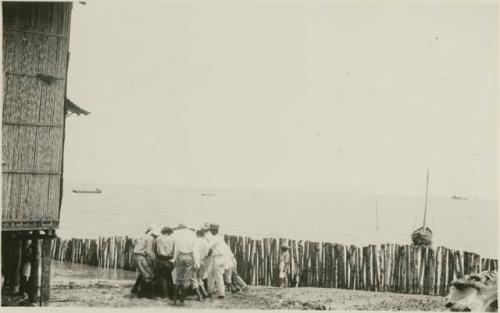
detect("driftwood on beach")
[50,235,498,297]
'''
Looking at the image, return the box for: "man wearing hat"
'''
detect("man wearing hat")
[153,226,175,299]
[172,223,200,305]
[194,228,210,299]
[131,224,159,298]
[206,223,231,298]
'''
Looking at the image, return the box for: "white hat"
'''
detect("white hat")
[145,224,160,235]
[174,223,195,231]
[145,224,156,234]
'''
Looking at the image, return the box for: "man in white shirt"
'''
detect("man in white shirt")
[206,223,232,298]
[172,224,200,305]
[153,226,175,299]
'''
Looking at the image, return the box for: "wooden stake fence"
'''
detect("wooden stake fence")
[50,235,498,297]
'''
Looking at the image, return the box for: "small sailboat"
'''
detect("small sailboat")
[73,188,102,194]
[411,170,433,246]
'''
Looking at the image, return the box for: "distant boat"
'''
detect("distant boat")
[201,193,215,197]
[73,188,102,194]
[411,170,433,247]
[451,195,467,200]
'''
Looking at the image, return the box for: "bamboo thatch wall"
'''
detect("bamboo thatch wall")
[50,235,498,297]
[2,2,72,230]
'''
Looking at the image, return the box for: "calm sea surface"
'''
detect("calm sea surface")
[58,184,498,258]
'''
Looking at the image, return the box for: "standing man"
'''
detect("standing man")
[278,244,291,288]
[153,226,175,299]
[195,229,209,298]
[206,223,231,299]
[172,224,200,305]
[202,223,213,292]
[132,225,159,298]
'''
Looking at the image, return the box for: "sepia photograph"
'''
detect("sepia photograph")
[1,0,498,311]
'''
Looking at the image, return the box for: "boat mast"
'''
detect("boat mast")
[423,169,429,228]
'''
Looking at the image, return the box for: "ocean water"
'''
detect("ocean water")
[58,183,498,258]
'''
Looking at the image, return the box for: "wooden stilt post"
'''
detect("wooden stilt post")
[19,239,29,296]
[12,235,22,294]
[2,234,13,292]
[40,235,53,306]
[28,236,40,304]
[1,233,7,291]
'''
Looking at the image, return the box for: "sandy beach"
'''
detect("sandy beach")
[2,261,446,310]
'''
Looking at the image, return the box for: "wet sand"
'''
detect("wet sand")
[4,261,447,310]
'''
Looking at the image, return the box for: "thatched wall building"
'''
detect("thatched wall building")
[1,2,84,305]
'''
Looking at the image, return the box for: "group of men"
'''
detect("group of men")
[130,222,241,305]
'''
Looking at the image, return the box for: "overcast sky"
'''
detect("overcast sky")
[63,0,497,199]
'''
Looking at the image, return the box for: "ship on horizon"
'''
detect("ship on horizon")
[73,188,102,194]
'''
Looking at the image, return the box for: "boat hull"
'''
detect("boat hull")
[72,190,102,194]
[411,227,433,246]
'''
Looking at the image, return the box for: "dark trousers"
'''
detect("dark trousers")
[131,274,143,294]
[155,259,174,299]
[19,275,29,295]
[131,274,155,299]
